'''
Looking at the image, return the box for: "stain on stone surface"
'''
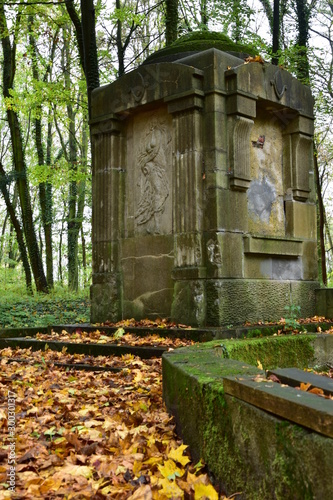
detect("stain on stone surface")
[247,177,276,223]
[252,135,265,148]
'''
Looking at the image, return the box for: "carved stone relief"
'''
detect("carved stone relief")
[207,239,222,265]
[127,109,172,235]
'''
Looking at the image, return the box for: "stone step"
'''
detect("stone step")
[223,374,333,438]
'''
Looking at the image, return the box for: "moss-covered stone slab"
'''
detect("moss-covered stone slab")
[223,375,333,438]
[162,335,333,499]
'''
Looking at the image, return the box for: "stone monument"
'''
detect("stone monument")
[90,47,319,326]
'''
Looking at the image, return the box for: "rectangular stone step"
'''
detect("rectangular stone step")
[223,374,333,438]
[267,367,333,396]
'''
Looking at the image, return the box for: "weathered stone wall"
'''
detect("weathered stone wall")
[90,48,319,326]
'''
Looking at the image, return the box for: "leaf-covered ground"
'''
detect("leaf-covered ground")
[34,330,195,348]
[0,347,231,499]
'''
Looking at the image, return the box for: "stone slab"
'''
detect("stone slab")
[223,375,333,438]
[162,336,333,499]
[243,235,302,256]
[267,367,333,396]
[316,288,333,319]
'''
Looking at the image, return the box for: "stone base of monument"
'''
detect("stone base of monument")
[162,335,333,499]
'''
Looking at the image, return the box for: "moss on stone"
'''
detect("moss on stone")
[162,334,333,497]
[170,335,316,370]
[144,31,257,64]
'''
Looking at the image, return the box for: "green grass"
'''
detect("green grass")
[0,294,90,328]
[0,267,90,328]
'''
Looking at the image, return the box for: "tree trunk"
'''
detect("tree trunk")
[80,0,100,116]
[165,0,178,45]
[295,0,310,83]
[314,149,327,285]
[0,161,33,292]
[0,5,48,292]
[272,0,280,65]
[29,16,54,288]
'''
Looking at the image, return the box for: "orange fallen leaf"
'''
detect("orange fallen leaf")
[308,387,324,396]
[300,382,311,391]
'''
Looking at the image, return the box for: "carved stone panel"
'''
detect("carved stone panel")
[126,108,173,236]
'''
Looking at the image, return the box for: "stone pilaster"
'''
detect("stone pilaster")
[90,114,125,322]
[167,92,207,324]
[283,115,314,201]
[166,92,205,270]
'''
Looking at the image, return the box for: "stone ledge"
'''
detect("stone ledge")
[243,235,302,256]
[162,335,333,499]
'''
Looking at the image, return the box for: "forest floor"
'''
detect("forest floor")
[0,340,231,499]
[1,296,332,499]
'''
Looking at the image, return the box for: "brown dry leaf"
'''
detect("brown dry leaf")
[308,387,324,396]
[0,344,226,499]
[244,55,265,64]
[128,484,153,499]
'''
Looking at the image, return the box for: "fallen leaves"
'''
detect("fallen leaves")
[100,317,192,330]
[34,330,195,348]
[253,370,333,400]
[244,55,265,64]
[0,346,231,499]
[298,381,329,398]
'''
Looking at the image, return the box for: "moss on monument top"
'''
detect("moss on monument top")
[144,31,258,64]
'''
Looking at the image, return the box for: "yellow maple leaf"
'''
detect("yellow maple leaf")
[39,478,63,494]
[158,459,185,479]
[168,444,190,466]
[158,477,184,498]
[143,456,163,466]
[257,359,263,370]
[133,459,143,476]
[194,482,218,499]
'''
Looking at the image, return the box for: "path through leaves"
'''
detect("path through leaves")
[0,347,228,499]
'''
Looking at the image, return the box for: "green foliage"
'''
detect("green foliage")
[0,266,89,327]
[0,293,90,328]
[283,304,301,331]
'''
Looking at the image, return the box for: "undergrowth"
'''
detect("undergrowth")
[0,272,90,328]
[0,295,90,328]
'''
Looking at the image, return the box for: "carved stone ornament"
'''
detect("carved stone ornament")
[270,71,287,100]
[130,72,148,103]
[135,119,170,234]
